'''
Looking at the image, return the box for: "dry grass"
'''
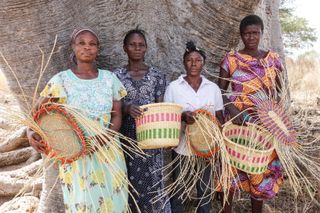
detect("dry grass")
[286,51,320,105]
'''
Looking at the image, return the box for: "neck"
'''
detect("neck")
[74,62,97,74]
[127,61,147,72]
[184,75,202,92]
[242,48,262,58]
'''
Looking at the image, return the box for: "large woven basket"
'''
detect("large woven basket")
[186,109,220,157]
[33,105,87,164]
[135,103,183,149]
[222,124,274,174]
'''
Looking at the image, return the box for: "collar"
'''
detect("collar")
[177,74,212,87]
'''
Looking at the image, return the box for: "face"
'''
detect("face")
[241,24,262,50]
[184,52,205,77]
[124,33,147,61]
[72,31,99,63]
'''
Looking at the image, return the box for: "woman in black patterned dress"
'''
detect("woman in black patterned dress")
[114,29,171,213]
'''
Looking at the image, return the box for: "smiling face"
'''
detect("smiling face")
[123,33,147,61]
[184,51,205,77]
[241,24,262,51]
[72,31,99,63]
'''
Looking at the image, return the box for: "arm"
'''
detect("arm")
[218,67,244,125]
[110,100,122,132]
[156,95,164,103]
[215,110,224,125]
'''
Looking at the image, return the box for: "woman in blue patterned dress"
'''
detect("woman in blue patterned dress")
[114,29,171,213]
[27,28,129,212]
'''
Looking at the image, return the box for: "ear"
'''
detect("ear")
[71,43,76,52]
[123,45,127,53]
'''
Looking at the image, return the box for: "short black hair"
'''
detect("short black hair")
[239,15,264,35]
[183,41,206,61]
[123,29,147,46]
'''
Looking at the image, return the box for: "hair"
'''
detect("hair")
[183,41,206,61]
[239,15,264,35]
[123,29,147,46]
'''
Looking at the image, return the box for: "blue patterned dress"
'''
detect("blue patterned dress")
[114,67,171,213]
[40,69,128,213]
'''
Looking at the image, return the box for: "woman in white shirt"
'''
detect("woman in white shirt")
[164,41,224,213]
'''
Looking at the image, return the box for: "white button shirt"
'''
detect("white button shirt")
[164,75,224,156]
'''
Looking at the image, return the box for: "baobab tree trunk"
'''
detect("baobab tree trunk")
[0,0,284,212]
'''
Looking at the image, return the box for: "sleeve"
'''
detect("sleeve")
[272,52,285,73]
[214,85,224,111]
[111,73,127,101]
[220,52,231,73]
[155,71,167,98]
[164,83,174,103]
[40,73,67,103]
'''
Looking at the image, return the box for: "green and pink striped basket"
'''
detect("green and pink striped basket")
[135,103,183,149]
[222,124,275,174]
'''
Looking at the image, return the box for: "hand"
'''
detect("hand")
[228,105,245,125]
[182,111,196,125]
[128,104,143,119]
[27,128,47,154]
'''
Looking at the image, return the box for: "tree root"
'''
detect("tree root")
[0,127,28,153]
[0,147,35,167]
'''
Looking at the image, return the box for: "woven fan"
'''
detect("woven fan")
[256,100,298,145]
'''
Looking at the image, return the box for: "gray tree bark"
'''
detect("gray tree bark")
[0,0,284,212]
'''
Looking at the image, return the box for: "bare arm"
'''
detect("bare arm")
[110,100,122,132]
[156,95,164,103]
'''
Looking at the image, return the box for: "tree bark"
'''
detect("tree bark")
[0,0,284,212]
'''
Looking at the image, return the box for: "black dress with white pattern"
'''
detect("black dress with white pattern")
[114,67,171,213]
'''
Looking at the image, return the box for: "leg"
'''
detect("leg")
[196,163,211,213]
[170,151,184,213]
[251,197,263,213]
[218,190,234,213]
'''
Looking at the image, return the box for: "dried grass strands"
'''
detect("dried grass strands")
[153,109,235,209]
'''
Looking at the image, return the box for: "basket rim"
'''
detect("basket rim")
[223,124,275,154]
[33,104,87,164]
[140,102,183,110]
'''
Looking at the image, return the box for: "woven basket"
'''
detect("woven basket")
[222,124,274,174]
[33,105,87,164]
[186,109,220,157]
[135,103,183,149]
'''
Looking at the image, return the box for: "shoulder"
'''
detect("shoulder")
[266,50,281,59]
[149,66,166,78]
[112,67,127,78]
[48,69,70,81]
[167,76,184,89]
[202,77,220,90]
[99,69,120,81]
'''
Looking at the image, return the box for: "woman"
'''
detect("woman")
[27,28,128,212]
[218,15,284,213]
[164,41,224,213]
[114,29,170,213]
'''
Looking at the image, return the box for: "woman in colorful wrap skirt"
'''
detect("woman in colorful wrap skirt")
[218,15,284,213]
